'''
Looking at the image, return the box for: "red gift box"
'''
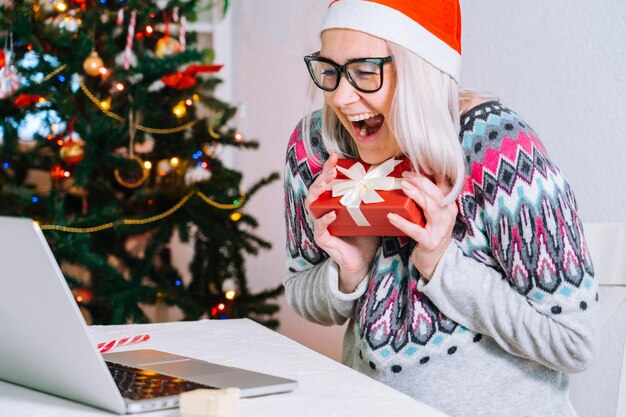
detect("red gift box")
[309,158,425,236]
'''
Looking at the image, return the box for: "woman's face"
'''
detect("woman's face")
[320,29,401,165]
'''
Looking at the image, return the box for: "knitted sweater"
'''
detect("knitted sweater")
[283,101,599,417]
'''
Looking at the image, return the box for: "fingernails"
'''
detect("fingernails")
[387,213,398,222]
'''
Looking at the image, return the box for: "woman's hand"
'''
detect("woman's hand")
[305,153,380,293]
[387,172,458,280]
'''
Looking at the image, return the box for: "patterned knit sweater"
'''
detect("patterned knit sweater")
[283,101,599,417]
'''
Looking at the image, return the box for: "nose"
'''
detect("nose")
[329,75,360,109]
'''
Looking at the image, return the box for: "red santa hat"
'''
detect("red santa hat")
[321,0,462,82]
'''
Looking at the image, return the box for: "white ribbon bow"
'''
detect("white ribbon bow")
[331,158,403,227]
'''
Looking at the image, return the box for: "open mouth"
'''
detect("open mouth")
[347,112,385,140]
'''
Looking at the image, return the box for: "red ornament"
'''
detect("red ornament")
[60,139,84,165]
[13,94,44,108]
[0,50,4,69]
[50,165,69,180]
[161,64,223,89]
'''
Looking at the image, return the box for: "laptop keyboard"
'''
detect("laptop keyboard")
[106,361,215,400]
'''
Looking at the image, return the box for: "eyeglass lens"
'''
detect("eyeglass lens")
[309,60,383,92]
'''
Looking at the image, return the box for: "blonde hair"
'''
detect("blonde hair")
[302,41,498,204]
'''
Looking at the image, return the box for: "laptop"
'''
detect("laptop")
[0,216,297,414]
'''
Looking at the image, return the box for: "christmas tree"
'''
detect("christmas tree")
[0,0,282,327]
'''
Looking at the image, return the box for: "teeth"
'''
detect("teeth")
[360,126,368,136]
[346,112,379,122]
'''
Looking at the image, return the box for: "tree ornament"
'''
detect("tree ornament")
[83,51,104,77]
[13,93,45,108]
[0,49,20,99]
[58,12,81,32]
[60,138,84,165]
[50,164,70,180]
[156,158,173,177]
[155,36,181,58]
[0,49,5,69]
[161,64,223,90]
[114,155,149,188]
[123,11,137,70]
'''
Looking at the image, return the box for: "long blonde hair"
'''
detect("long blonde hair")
[302,41,497,204]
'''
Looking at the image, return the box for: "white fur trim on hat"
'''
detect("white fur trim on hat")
[321,0,461,82]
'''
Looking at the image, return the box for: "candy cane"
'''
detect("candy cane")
[179,16,186,52]
[97,334,150,353]
[124,11,136,70]
[117,8,124,26]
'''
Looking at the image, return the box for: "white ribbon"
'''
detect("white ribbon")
[331,158,403,227]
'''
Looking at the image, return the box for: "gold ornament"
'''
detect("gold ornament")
[83,51,104,77]
[59,139,84,165]
[114,155,149,188]
[155,37,182,58]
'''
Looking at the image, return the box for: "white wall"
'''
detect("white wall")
[230,0,626,370]
[229,1,345,361]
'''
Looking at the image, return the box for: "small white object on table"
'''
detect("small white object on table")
[180,388,240,417]
[0,319,450,417]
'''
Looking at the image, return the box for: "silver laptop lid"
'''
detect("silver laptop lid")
[0,217,126,414]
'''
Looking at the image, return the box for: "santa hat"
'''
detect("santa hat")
[321,0,462,82]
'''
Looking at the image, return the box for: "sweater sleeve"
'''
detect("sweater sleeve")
[282,117,367,326]
[418,116,599,373]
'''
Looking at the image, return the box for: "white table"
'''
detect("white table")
[0,319,449,417]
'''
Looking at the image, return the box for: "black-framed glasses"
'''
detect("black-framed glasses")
[304,52,393,93]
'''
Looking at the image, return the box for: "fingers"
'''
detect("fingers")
[387,212,426,242]
[304,154,339,218]
[323,152,339,171]
[402,171,444,201]
[313,211,336,244]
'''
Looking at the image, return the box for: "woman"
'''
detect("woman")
[283,1,598,416]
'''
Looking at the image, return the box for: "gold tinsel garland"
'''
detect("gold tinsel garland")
[33,66,238,233]
[79,80,200,134]
[39,190,246,233]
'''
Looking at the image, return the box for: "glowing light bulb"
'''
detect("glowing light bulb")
[115,82,125,92]
[100,98,111,110]
[217,303,225,311]
[143,161,152,169]
[230,212,242,222]
[185,98,193,106]
[99,67,108,76]
[169,157,179,167]
[145,25,154,35]
[172,103,186,118]
[225,290,236,300]
[55,1,68,12]
[192,94,200,101]
[234,133,243,142]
